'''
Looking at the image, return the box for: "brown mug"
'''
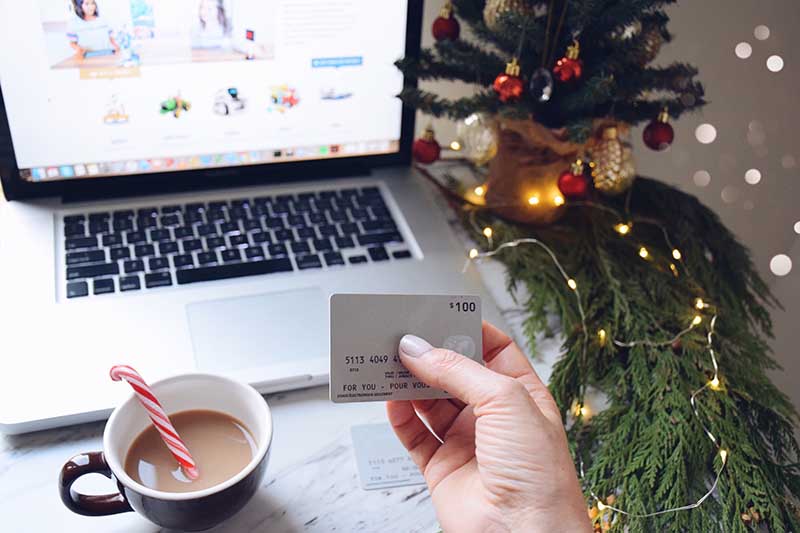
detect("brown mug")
[59,373,272,531]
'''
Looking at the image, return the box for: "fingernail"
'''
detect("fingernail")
[399,334,434,358]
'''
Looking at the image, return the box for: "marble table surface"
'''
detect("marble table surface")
[0,219,565,533]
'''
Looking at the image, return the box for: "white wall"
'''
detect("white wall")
[418,1,800,411]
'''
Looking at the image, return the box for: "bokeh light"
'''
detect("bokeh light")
[781,155,797,169]
[695,123,717,144]
[770,254,792,276]
[754,25,770,40]
[744,168,762,185]
[693,170,711,187]
[767,55,784,72]
[794,221,800,235]
[735,42,752,59]
[721,186,740,204]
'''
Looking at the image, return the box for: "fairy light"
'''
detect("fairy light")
[528,195,540,206]
[638,246,649,259]
[474,185,486,197]
[467,219,730,519]
[672,249,682,260]
[483,227,493,238]
[450,140,462,151]
[597,329,607,345]
[554,194,565,206]
[614,222,631,235]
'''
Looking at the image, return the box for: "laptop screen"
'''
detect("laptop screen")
[0,0,409,182]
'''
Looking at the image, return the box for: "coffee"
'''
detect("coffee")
[124,409,256,492]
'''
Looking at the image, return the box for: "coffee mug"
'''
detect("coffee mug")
[59,373,272,531]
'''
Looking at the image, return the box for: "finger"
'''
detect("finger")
[386,401,441,472]
[411,398,462,440]
[483,321,561,423]
[398,334,540,413]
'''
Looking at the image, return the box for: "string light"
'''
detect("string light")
[466,224,729,519]
[554,194,565,206]
[528,195,540,206]
[450,140,462,151]
[597,329,607,345]
[638,246,649,259]
[695,298,706,310]
[669,263,679,277]
[672,249,682,260]
[614,222,631,235]
[483,227,493,238]
[474,185,486,197]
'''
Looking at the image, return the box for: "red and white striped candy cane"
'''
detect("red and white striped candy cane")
[109,365,199,480]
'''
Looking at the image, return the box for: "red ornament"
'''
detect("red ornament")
[432,2,460,41]
[412,127,441,164]
[553,40,583,82]
[558,160,590,198]
[643,108,674,150]
[493,58,524,103]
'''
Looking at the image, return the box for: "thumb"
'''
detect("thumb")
[399,334,530,409]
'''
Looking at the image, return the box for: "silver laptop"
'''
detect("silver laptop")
[0,1,501,434]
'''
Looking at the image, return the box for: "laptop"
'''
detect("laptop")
[0,0,503,434]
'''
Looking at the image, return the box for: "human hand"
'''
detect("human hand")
[387,321,591,533]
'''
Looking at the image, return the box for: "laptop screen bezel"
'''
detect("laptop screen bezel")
[0,0,422,202]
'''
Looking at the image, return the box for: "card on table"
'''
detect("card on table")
[351,423,427,490]
[330,293,482,403]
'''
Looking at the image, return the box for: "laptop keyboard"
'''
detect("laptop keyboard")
[61,185,412,298]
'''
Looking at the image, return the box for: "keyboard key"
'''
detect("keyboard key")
[172,254,194,268]
[148,257,170,271]
[176,258,294,285]
[110,246,131,260]
[287,215,306,227]
[161,205,181,214]
[207,210,227,223]
[313,238,333,252]
[137,207,158,218]
[295,254,322,270]
[145,272,173,289]
[371,207,392,220]
[274,229,293,241]
[112,209,134,219]
[113,218,134,232]
[251,231,271,244]
[125,231,146,245]
[293,201,312,213]
[348,255,368,264]
[174,226,195,239]
[67,281,89,299]
[268,243,288,256]
[220,221,239,234]
[392,250,412,259]
[102,233,123,247]
[119,275,141,292]
[228,234,247,246]
[244,246,265,259]
[205,236,226,249]
[323,251,345,266]
[290,241,311,254]
[65,236,98,250]
[242,218,262,231]
[319,224,339,237]
[350,208,369,221]
[361,220,396,233]
[158,241,179,255]
[230,198,250,209]
[93,278,115,295]
[66,249,105,266]
[308,212,326,224]
[63,214,85,224]
[296,227,317,239]
[340,223,359,235]
[182,239,203,252]
[123,259,145,273]
[361,186,381,196]
[184,211,204,224]
[134,244,156,257]
[161,214,181,227]
[357,232,403,246]
[196,223,217,236]
[221,248,242,263]
[329,210,348,223]
[136,216,157,229]
[208,200,229,210]
[66,262,119,280]
[368,246,389,262]
[149,229,171,242]
[264,216,284,229]
[335,236,355,249]
[64,222,86,237]
[88,220,110,234]
[271,203,290,215]
[88,212,111,223]
[197,251,218,265]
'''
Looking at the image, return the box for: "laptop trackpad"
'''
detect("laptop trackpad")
[186,288,326,372]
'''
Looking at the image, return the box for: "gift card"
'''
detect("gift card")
[330,293,482,403]
[351,423,426,490]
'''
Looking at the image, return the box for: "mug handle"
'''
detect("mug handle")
[59,451,133,516]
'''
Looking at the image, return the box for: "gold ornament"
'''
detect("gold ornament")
[591,126,636,195]
[483,0,532,31]
[456,113,498,165]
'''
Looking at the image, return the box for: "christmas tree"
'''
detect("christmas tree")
[398,1,800,531]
